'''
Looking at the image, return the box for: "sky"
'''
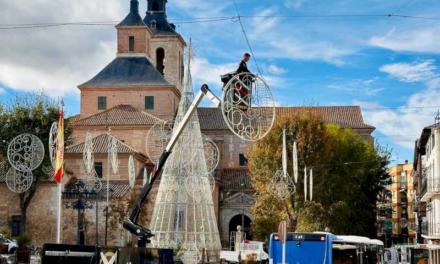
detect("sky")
[0,0,440,165]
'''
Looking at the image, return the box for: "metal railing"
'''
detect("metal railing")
[421,222,440,237]
[420,177,440,198]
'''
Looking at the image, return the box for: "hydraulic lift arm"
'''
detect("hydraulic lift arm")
[123,84,219,245]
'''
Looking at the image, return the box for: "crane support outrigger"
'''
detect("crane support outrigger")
[123,84,220,248]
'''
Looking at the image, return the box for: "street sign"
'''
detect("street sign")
[278,221,287,244]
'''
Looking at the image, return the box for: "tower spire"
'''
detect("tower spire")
[130,0,139,14]
[117,0,145,27]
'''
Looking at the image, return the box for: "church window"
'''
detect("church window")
[180,52,184,82]
[11,215,22,236]
[98,96,107,110]
[94,162,103,178]
[145,96,154,110]
[129,36,135,52]
[152,1,160,11]
[151,20,157,30]
[239,153,248,166]
[156,48,165,75]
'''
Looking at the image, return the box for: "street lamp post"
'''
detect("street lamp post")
[63,179,98,245]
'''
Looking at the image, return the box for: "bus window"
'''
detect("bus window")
[333,244,357,264]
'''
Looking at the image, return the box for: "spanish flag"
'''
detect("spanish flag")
[54,105,64,184]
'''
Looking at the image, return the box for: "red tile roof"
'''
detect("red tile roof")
[72,105,162,127]
[198,106,374,130]
[71,104,373,131]
[66,133,139,154]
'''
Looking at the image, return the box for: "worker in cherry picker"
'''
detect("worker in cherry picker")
[235,53,253,109]
[237,53,251,75]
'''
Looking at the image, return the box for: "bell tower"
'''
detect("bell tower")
[116,0,150,55]
[144,0,185,91]
[147,0,167,13]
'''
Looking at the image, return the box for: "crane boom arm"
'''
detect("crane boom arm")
[123,84,214,241]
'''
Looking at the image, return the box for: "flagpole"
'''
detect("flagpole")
[56,183,62,243]
[56,99,64,244]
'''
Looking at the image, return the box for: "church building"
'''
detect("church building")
[0,0,375,247]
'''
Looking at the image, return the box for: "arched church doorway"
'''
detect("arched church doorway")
[229,214,252,247]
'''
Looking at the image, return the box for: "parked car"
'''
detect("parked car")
[0,234,17,254]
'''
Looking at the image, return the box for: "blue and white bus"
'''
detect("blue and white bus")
[268,232,384,264]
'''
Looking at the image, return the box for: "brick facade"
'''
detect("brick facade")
[79,87,179,119]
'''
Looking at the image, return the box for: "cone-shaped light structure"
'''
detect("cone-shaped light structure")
[149,41,221,259]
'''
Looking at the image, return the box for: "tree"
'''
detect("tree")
[248,111,389,241]
[0,94,72,235]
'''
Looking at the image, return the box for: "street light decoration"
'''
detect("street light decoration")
[83,132,94,175]
[48,121,58,167]
[109,136,119,175]
[269,129,296,199]
[149,44,221,257]
[7,133,45,172]
[6,167,33,193]
[128,155,136,189]
[221,73,275,142]
[201,135,220,174]
[146,119,174,164]
[292,140,298,183]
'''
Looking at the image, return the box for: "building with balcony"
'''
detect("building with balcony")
[414,123,440,245]
[389,162,416,244]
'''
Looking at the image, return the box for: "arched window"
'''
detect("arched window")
[156,48,165,75]
[151,20,157,30]
[152,1,160,11]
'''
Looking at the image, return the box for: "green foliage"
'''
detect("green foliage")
[248,111,389,240]
[16,234,32,247]
[0,94,73,233]
[296,202,328,232]
[0,225,12,240]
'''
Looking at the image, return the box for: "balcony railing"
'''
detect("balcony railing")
[421,222,440,238]
[421,177,440,200]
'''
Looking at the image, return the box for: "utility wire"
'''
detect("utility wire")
[0,13,438,30]
[362,105,440,110]
[232,0,263,75]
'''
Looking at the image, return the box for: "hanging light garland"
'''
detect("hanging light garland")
[128,155,136,189]
[269,128,296,200]
[292,140,298,183]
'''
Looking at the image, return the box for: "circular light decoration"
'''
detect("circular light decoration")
[7,133,45,172]
[202,136,220,174]
[48,121,58,167]
[82,132,94,175]
[128,155,136,189]
[6,167,33,193]
[109,136,119,175]
[221,73,275,142]
[146,119,174,164]
[270,170,296,200]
